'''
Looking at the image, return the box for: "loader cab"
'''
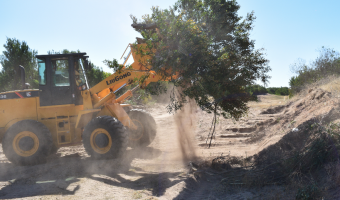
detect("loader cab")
[36,53,89,106]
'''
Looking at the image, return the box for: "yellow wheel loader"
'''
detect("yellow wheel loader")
[0,44,168,165]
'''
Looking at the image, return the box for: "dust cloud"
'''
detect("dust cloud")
[173,95,198,164]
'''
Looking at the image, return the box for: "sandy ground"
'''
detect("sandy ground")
[0,91,335,199]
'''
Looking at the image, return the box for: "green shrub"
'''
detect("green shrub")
[267,87,290,95]
[245,84,267,95]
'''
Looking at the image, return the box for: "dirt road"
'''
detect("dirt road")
[0,92,333,199]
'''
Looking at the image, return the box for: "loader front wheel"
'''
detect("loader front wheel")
[83,116,127,159]
[127,109,156,148]
[2,120,52,165]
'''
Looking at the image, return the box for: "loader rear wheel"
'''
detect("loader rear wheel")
[83,116,127,159]
[2,120,52,165]
[127,109,156,148]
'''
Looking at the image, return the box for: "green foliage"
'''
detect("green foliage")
[289,75,302,93]
[103,58,123,72]
[245,84,267,95]
[289,47,340,95]
[0,37,38,91]
[144,81,169,96]
[245,85,290,96]
[131,0,271,120]
[86,63,110,87]
[267,87,290,95]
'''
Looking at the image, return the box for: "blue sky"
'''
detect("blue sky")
[1,0,339,87]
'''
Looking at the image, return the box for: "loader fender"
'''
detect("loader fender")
[0,118,36,142]
[4,118,37,132]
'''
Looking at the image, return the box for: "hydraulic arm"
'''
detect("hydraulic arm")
[79,44,172,130]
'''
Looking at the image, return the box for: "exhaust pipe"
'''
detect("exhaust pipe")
[19,65,25,90]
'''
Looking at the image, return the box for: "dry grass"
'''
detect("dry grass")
[319,76,340,96]
[294,75,340,99]
[132,191,143,199]
[248,94,289,109]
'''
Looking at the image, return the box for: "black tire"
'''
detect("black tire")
[127,109,157,148]
[83,116,127,159]
[2,120,52,165]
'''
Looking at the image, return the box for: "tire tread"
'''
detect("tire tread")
[83,116,127,159]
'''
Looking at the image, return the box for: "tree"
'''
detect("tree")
[289,76,302,94]
[266,87,289,96]
[245,84,267,95]
[86,63,110,87]
[0,38,38,91]
[130,0,271,120]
